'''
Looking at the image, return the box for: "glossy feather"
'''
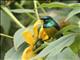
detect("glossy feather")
[41,16,60,38]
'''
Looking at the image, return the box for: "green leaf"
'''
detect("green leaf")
[55,24,79,37]
[68,16,80,25]
[41,2,67,8]
[20,0,26,6]
[13,26,33,50]
[46,47,80,60]
[35,34,75,58]
[4,43,27,60]
[11,9,34,13]
[65,9,80,21]
[41,2,80,9]
[70,33,80,54]
[68,3,80,9]
[0,10,11,34]
[14,28,25,50]
[1,5,25,28]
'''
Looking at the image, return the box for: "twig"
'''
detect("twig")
[15,2,36,20]
[37,1,47,16]
[0,33,13,39]
[34,0,40,20]
[1,5,25,28]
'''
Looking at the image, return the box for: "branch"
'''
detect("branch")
[1,5,25,28]
[34,0,40,20]
[0,33,13,39]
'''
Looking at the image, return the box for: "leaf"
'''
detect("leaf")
[35,34,75,58]
[11,9,34,13]
[13,26,33,50]
[55,24,80,37]
[46,47,80,60]
[4,43,27,60]
[65,8,80,21]
[70,33,80,54]
[14,28,25,50]
[68,3,80,9]
[0,10,11,34]
[68,16,80,25]
[41,2,80,9]
[41,2,67,8]
[20,0,26,6]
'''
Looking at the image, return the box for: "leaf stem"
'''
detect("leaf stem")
[0,33,13,39]
[37,1,47,16]
[34,43,47,53]
[15,2,36,20]
[1,5,25,28]
[34,0,40,20]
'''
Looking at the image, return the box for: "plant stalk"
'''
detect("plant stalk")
[1,5,25,28]
[34,0,40,20]
[15,2,36,20]
[0,33,13,39]
[37,1,47,16]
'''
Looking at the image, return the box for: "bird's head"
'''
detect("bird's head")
[40,16,54,28]
[40,16,52,23]
[40,16,60,30]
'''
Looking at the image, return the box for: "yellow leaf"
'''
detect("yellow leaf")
[33,20,49,40]
[33,20,42,39]
[22,46,34,60]
[23,31,35,46]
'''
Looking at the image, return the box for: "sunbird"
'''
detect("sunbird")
[33,16,67,53]
[33,16,64,53]
[40,16,63,38]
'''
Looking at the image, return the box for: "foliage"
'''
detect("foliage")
[0,0,80,60]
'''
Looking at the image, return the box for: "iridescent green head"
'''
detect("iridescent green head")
[40,16,60,30]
